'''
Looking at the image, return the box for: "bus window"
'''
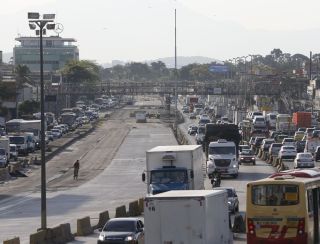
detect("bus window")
[252,184,299,206]
[308,189,313,213]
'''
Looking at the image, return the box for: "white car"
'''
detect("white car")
[282,137,295,147]
[294,153,315,169]
[278,145,297,160]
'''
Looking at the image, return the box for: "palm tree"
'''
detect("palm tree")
[14,64,31,118]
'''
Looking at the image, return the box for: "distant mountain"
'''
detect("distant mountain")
[149,56,222,68]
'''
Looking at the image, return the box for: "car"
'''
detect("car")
[215,187,239,213]
[239,149,256,165]
[312,130,320,138]
[253,137,266,149]
[269,143,283,157]
[50,129,62,139]
[239,144,250,153]
[294,131,305,141]
[278,145,297,160]
[282,137,295,147]
[275,134,288,143]
[249,137,256,147]
[296,140,306,153]
[189,113,196,119]
[98,217,144,244]
[260,139,275,151]
[195,126,205,145]
[298,127,306,132]
[45,131,54,141]
[188,125,198,135]
[305,127,316,137]
[294,152,315,169]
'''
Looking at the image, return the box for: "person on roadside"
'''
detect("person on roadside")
[73,160,80,180]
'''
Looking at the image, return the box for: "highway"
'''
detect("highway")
[0,95,279,243]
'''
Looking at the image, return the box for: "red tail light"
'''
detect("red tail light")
[297,218,305,235]
[247,218,255,235]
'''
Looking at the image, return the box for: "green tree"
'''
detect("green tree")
[18,100,40,116]
[61,60,100,84]
[14,64,31,86]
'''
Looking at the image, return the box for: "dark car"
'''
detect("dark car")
[215,187,239,213]
[296,140,306,153]
[98,218,144,244]
[239,149,256,165]
[188,125,198,135]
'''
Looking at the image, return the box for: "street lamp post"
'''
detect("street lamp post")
[28,12,56,230]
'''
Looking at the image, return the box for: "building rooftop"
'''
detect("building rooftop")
[15,36,77,42]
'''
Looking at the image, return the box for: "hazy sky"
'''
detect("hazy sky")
[1,0,320,64]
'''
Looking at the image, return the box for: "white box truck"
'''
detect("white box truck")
[144,190,233,244]
[135,111,147,123]
[142,145,204,195]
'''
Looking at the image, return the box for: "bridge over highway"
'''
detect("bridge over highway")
[46,80,282,97]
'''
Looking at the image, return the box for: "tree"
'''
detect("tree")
[18,100,40,116]
[14,64,31,86]
[61,60,100,84]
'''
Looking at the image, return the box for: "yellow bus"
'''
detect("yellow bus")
[246,168,320,244]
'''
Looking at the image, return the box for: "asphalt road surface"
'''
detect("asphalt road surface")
[0,96,281,243]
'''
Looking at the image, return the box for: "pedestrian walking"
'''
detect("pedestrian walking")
[73,160,80,180]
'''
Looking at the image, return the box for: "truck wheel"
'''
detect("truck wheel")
[233,174,238,178]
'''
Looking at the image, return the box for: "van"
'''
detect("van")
[253,115,266,128]
[266,113,277,129]
[8,135,28,155]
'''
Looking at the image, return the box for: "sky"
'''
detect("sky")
[1,0,320,64]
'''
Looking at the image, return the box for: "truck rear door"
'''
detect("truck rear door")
[160,199,205,244]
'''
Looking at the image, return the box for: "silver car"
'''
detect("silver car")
[215,187,239,213]
[98,217,144,244]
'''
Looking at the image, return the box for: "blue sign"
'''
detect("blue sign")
[209,65,229,73]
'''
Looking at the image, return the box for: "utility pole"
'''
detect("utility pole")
[174,9,178,135]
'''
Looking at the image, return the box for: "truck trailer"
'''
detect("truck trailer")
[142,145,204,195]
[144,190,233,244]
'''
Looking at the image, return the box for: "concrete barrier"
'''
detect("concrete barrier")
[3,237,20,244]
[60,223,74,242]
[30,229,47,244]
[49,225,64,243]
[0,168,10,181]
[257,149,262,158]
[115,205,127,218]
[97,210,110,229]
[128,200,140,217]
[77,216,93,236]
[138,198,144,214]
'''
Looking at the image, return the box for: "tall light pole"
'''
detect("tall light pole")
[28,12,56,230]
[174,9,178,135]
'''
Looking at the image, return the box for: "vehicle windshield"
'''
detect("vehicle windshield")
[9,137,24,144]
[0,149,5,155]
[252,184,299,206]
[283,146,295,150]
[269,114,277,119]
[209,146,235,155]
[255,117,265,121]
[240,150,253,155]
[150,170,187,184]
[103,220,135,232]
[284,138,294,142]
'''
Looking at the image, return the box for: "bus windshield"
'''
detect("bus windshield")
[252,184,299,206]
[209,146,235,155]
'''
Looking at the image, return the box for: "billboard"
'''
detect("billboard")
[209,65,229,73]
